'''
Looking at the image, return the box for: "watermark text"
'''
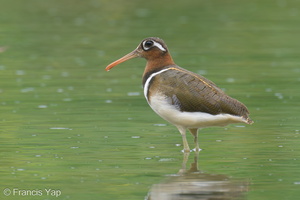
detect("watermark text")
[3,188,61,197]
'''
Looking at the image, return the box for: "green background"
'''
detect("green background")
[1,0,299,199]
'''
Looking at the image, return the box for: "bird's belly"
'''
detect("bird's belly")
[147,94,247,128]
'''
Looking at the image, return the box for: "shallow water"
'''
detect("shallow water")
[1,0,300,199]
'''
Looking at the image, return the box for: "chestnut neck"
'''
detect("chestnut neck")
[143,53,175,76]
[142,52,176,86]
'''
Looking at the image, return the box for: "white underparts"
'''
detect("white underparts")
[149,93,247,129]
[143,68,247,129]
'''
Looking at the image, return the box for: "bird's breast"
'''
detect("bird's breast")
[142,67,249,128]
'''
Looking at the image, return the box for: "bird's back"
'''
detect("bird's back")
[147,66,253,124]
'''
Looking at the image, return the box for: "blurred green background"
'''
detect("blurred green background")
[1,0,299,199]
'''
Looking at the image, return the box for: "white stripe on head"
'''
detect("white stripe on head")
[153,41,166,51]
[142,40,166,52]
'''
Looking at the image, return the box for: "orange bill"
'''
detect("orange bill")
[105,50,139,71]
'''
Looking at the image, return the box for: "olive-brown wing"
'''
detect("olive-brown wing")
[153,68,250,118]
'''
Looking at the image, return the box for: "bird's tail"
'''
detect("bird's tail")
[245,117,254,125]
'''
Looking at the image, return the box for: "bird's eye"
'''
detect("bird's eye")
[145,40,153,47]
[143,40,154,50]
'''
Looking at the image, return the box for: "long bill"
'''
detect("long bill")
[105,50,139,71]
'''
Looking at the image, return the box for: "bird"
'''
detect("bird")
[105,37,253,152]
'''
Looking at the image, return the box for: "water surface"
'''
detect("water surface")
[1,0,299,199]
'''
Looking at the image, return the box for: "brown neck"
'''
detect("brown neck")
[143,53,175,77]
[142,53,175,86]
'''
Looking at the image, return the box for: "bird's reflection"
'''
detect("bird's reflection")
[145,151,248,200]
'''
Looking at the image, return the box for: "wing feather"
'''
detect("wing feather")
[149,67,250,120]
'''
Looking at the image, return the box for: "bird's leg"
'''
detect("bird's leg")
[188,150,200,173]
[178,152,190,174]
[189,128,201,152]
[177,126,190,152]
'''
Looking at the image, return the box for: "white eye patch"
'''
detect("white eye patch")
[142,40,166,52]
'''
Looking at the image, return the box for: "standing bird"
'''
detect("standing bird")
[105,37,253,152]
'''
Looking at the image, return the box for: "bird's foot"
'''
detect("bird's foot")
[181,149,192,153]
[192,148,202,152]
